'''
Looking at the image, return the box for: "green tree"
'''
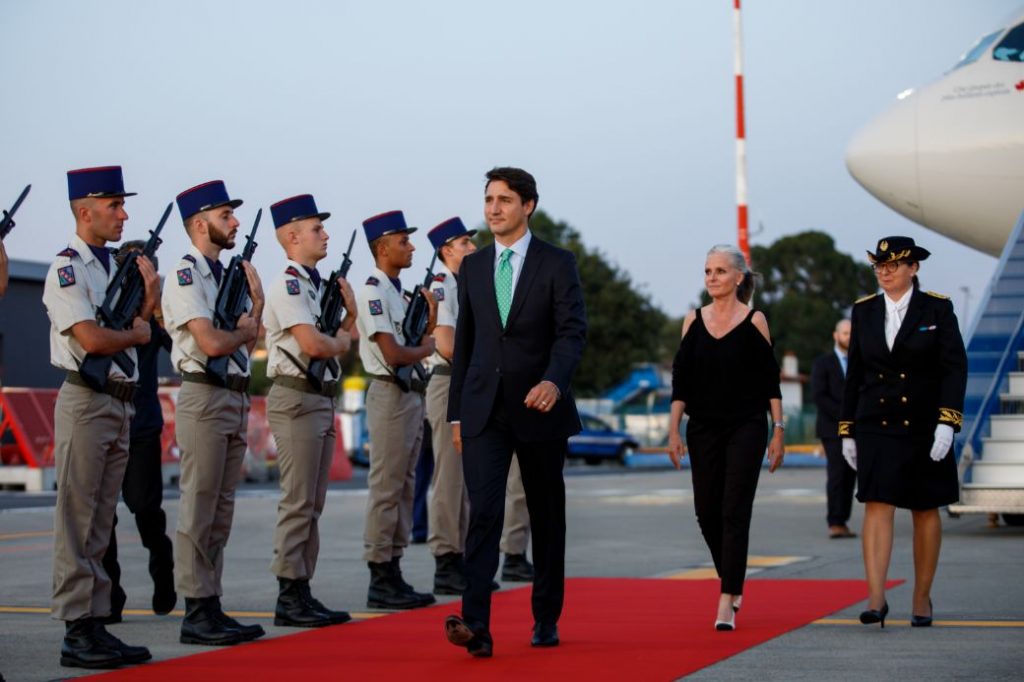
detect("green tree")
[748,230,877,373]
[475,210,674,396]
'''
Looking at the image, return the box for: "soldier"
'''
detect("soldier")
[355,210,437,609]
[424,217,477,594]
[161,180,265,645]
[263,194,356,627]
[43,166,157,669]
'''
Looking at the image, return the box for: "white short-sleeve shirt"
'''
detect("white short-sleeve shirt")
[263,260,340,381]
[355,266,408,376]
[425,261,458,370]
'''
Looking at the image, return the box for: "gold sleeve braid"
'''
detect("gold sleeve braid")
[838,421,853,437]
[938,408,963,429]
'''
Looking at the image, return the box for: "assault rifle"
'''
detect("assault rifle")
[205,209,261,386]
[394,250,437,392]
[306,229,357,392]
[78,202,171,392]
[0,184,31,239]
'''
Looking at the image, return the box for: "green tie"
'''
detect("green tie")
[496,249,513,326]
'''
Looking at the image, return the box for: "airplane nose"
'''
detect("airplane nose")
[845,93,925,225]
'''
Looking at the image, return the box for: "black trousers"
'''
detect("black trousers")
[461,400,566,631]
[686,413,768,595]
[101,433,174,605]
[822,437,857,527]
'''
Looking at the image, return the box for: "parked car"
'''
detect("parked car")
[569,413,639,465]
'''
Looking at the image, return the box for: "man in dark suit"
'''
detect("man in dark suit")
[811,318,857,539]
[444,167,586,658]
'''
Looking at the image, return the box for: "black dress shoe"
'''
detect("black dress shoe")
[210,597,265,640]
[501,553,534,582]
[444,615,493,658]
[60,617,124,669]
[275,578,334,628]
[531,622,559,647]
[94,623,152,663]
[911,599,933,627]
[859,601,889,629]
[180,597,245,646]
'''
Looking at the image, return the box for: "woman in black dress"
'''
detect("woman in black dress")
[668,244,785,631]
[839,237,967,628]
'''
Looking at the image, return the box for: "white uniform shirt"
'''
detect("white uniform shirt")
[263,260,340,381]
[883,288,913,351]
[161,244,251,376]
[355,266,409,376]
[425,261,458,370]
[42,234,139,381]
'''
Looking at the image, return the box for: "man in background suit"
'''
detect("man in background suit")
[444,167,586,658]
[811,318,857,539]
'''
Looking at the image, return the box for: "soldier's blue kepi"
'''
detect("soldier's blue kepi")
[362,210,417,243]
[270,194,331,229]
[428,217,477,251]
[176,180,243,221]
[67,166,137,200]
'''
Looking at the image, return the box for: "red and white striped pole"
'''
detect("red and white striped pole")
[733,0,750,263]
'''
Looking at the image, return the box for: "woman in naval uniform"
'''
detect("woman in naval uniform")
[839,236,967,628]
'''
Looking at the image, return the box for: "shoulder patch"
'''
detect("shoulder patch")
[286,279,301,295]
[56,247,78,259]
[368,299,384,316]
[182,254,197,265]
[433,272,447,282]
[177,268,194,286]
[432,287,445,301]
[854,293,878,305]
[366,276,379,286]
[57,265,76,287]
[285,266,302,278]
[925,290,950,300]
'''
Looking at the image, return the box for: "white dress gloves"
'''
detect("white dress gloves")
[841,438,857,471]
[930,424,954,462]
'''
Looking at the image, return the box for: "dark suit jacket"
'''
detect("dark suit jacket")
[448,235,587,442]
[839,289,967,439]
[811,350,844,440]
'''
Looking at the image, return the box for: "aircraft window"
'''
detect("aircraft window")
[951,29,1002,70]
[992,23,1024,61]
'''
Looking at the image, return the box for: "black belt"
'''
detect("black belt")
[272,375,339,398]
[182,372,251,393]
[431,365,452,377]
[369,374,426,394]
[66,371,137,403]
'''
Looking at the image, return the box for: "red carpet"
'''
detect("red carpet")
[96,578,873,681]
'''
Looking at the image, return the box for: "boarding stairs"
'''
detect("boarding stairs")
[950,211,1024,516]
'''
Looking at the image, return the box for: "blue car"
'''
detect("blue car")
[569,413,639,465]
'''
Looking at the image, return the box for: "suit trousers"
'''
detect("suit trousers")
[499,456,531,555]
[426,374,469,556]
[462,399,566,630]
[268,383,336,580]
[363,380,424,563]
[822,437,857,527]
[686,413,768,595]
[51,382,133,621]
[174,382,248,598]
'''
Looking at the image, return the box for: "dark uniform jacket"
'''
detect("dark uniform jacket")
[811,350,845,440]
[839,288,967,439]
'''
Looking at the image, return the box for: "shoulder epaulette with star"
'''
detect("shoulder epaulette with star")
[56,247,78,258]
[433,273,447,282]
[925,290,950,300]
[285,265,302,278]
[854,293,878,305]
[182,254,197,265]
[366,276,379,286]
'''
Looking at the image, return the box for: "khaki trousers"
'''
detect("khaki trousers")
[267,383,335,579]
[174,382,248,598]
[425,373,469,556]
[363,380,423,563]
[51,382,133,621]
[500,455,531,555]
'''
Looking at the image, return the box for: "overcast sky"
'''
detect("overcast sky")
[1,0,1020,323]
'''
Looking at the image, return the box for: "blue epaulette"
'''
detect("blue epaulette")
[56,247,78,258]
[182,254,197,265]
[285,265,302,278]
[366,276,379,286]
[433,272,447,282]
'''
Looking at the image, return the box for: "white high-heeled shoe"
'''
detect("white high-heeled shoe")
[715,612,736,631]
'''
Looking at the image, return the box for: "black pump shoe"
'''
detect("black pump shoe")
[911,599,933,627]
[859,601,889,628]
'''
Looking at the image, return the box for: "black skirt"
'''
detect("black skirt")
[855,432,959,510]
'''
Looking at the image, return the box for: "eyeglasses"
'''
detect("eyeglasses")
[872,261,904,274]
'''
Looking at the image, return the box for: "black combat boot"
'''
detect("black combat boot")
[60,617,124,669]
[501,553,535,582]
[275,578,333,628]
[367,561,432,609]
[296,579,351,625]
[93,622,152,663]
[434,552,469,595]
[210,596,265,641]
[390,556,436,606]
[180,597,245,646]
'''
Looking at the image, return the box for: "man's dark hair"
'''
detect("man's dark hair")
[116,239,158,270]
[485,167,538,216]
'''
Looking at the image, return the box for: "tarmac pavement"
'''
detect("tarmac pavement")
[0,464,1021,681]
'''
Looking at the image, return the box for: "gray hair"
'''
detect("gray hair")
[707,244,759,304]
